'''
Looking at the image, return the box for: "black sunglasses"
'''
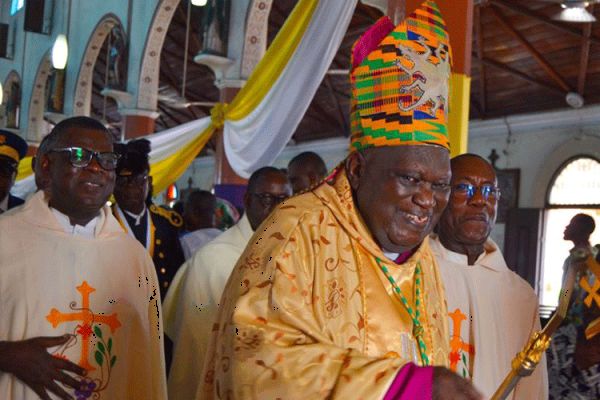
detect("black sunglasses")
[49,147,121,171]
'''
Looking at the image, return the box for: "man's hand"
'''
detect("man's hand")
[0,335,87,400]
[433,366,483,400]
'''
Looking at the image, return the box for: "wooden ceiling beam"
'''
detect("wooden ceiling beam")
[324,75,349,134]
[489,5,571,92]
[478,55,565,95]
[489,0,600,46]
[475,5,487,116]
[577,5,594,96]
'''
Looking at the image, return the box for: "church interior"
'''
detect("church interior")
[1,0,600,398]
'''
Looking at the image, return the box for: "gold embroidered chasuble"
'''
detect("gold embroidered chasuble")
[199,170,449,399]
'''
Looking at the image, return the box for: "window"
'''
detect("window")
[540,157,600,315]
[10,0,24,16]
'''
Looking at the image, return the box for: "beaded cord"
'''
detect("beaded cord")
[376,258,429,366]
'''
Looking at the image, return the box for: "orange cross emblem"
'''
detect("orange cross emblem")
[46,281,121,371]
[448,308,475,374]
[581,277,600,308]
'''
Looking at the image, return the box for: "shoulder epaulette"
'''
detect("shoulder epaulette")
[150,204,183,228]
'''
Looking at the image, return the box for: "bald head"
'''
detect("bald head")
[288,151,327,194]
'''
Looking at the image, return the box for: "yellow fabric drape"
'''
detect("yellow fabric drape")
[225,0,318,120]
[17,156,33,181]
[151,125,215,194]
[448,72,471,157]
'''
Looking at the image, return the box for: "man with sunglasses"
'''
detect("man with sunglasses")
[0,116,167,399]
[163,166,290,400]
[112,139,185,300]
[0,130,28,214]
[430,153,547,399]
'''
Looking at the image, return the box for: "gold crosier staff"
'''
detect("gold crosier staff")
[491,248,599,400]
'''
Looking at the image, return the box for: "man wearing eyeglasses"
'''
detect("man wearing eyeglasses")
[0,130,28,214]
[430,153,547,399]
[0,116,167,399]
[198,3,482,399]
[163,166,290,400]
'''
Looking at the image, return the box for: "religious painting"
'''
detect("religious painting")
[496,168,520,223]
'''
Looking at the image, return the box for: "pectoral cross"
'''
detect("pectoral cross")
[46,281,121,371]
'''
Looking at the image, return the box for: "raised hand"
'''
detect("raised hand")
[0,335,87,400]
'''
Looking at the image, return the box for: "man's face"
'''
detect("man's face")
[288,163,314,194]
[0,156,17,202]
[113,171,150,214]
[438,156,498,247]
[245,171,291,230]
[348,145,451,253]
[44,127,115,222]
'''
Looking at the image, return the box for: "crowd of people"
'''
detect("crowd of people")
[0,1,597,399]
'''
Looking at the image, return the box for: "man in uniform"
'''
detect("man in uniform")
[0,129,28,213]
[112,138,185,299]
[164,167,291,400]
[198,3,481,399]
[430,154,547,399]
[287,151,327,194]
[0,116,166,400]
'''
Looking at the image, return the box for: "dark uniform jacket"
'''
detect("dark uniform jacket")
[112,203,185,299]
[8,194,24,209]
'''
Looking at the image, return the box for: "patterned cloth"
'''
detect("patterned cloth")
[350,0,451,152]
[548,247,600,399]
[198,169,450,399]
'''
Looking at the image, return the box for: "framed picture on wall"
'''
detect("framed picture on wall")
[496,168,520,223]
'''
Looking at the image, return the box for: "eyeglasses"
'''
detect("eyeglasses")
[252,193,288,207]
[49,147,120,171]
[0,160,17,178]
[116,174,149,186]
[452,183,501,202]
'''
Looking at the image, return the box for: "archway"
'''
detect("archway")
[2,70,21,129]
[27,53,53,142]
[539,156,600,314]
[72,14,122,116]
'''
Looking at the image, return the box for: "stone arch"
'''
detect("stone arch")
[27,52,52,141]
[531,134,600,208]
[240,0,274,78]
[137,0,179,111]
[2,70,21,129]
[72,14,123,115]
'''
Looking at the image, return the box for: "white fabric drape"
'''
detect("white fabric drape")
[224,0,357,178]
[148,117,211,164]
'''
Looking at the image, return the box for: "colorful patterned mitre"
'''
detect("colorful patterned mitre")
[350,0,451,152]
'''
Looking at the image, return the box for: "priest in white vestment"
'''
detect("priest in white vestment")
[0,117,166,400]
[163,167,290,400]
[431,153,548,399]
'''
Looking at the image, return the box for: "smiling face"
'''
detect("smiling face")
[347,145,451,254]
[438,155,498,250]
[43,127,115,225]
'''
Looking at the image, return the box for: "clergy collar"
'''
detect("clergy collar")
[123,206,147,226]
[50,207,100,238]
[430,234,508,273]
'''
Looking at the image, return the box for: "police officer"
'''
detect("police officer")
[111,139,185,299]
[0,130,28,213]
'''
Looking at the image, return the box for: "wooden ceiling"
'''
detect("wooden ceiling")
[89,0,600,146]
